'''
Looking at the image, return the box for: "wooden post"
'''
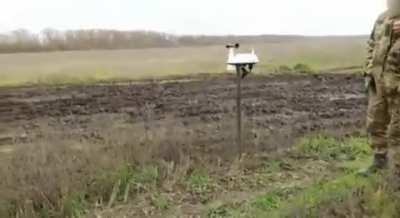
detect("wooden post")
[236,65,242,154]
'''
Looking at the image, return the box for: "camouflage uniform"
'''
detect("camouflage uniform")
[365,10,400,171]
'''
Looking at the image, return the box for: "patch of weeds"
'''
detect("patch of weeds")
[343,137,371,159]
[207,205,231,218]
[118,164,159,192]
[118,165,160,201]
[284,174,400,217]
[337,157,371,174]
[276,65,292,73]
[150,193,170,211]
[133,165,160,189]
[187,169,211,192]
[2,182,93,218]
[229,161,392,217]
[186,169,213,203]
[250,187,301,214]
[0,201,16,218]
[295,134,339,160]
[115,165,136,198]
[38,207,51,218]
[293,63,314,74]
[63,193,88,218]
[295,135,371,161]
[262,159,295,174]
[276,174,381,217]
[92,164,160,205]
[262,159,283,173]
[226,187,299,217]
[95,164,136,203]
[359,184,399,217]
[252,192,281,211]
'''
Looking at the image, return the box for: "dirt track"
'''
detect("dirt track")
[0,73,366,155]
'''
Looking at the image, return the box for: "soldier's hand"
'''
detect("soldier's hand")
[364,75,375,94]
[365,76,371,93]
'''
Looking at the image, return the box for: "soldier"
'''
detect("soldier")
[360,0,400,176]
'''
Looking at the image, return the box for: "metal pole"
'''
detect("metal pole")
[236,65,242,154]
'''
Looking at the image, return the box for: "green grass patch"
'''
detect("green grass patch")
[295,135,371,161]
[63,193,88,218]
[228,167,396,218]
[262,159,285,174]
[186,169,215,203]
[293,63,314,74]
[186,169,211,192]
[207,204,232,218]
[150,193,171,211]
[218,135,384,217]
[89,164,160,206]
[252,191,282,211]
[272,174,379,217]
[132,165,160,188]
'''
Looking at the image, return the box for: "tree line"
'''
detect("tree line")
[0,28,366,53]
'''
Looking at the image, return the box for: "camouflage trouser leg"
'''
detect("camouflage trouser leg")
[384,39,400,170]
[387,93,400,169]
[367,74,390,155]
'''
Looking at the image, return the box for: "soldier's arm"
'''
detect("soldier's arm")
[364,27,376,76]
[386,20,400,75]
[384,37,400,73]
[383,39,400,92]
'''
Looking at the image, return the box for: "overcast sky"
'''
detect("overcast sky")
[0,0,387,36]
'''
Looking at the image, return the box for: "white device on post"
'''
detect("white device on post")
[225,43,259,154]
[226,43,259,73]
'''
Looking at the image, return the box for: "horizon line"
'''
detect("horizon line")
[0,28,369,38]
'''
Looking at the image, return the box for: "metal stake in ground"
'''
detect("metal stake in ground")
[236,65,242,153]
[226,44,259,154]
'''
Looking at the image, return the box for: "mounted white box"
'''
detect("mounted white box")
[226,44,259,71]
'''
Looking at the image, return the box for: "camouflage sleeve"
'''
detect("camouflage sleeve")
[364,28,375,76]
[382,40,400,90]
[384,40,400,75]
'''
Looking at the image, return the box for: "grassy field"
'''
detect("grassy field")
[3,132,399,217]
[0,37,366,86]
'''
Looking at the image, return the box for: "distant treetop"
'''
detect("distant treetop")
[0,29,367,53]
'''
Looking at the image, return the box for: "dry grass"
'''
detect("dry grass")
[0,108,269,217]
[2,118,397,218]
[0,115,208,217]
[0,140,103,217]
[0,37,365,86]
